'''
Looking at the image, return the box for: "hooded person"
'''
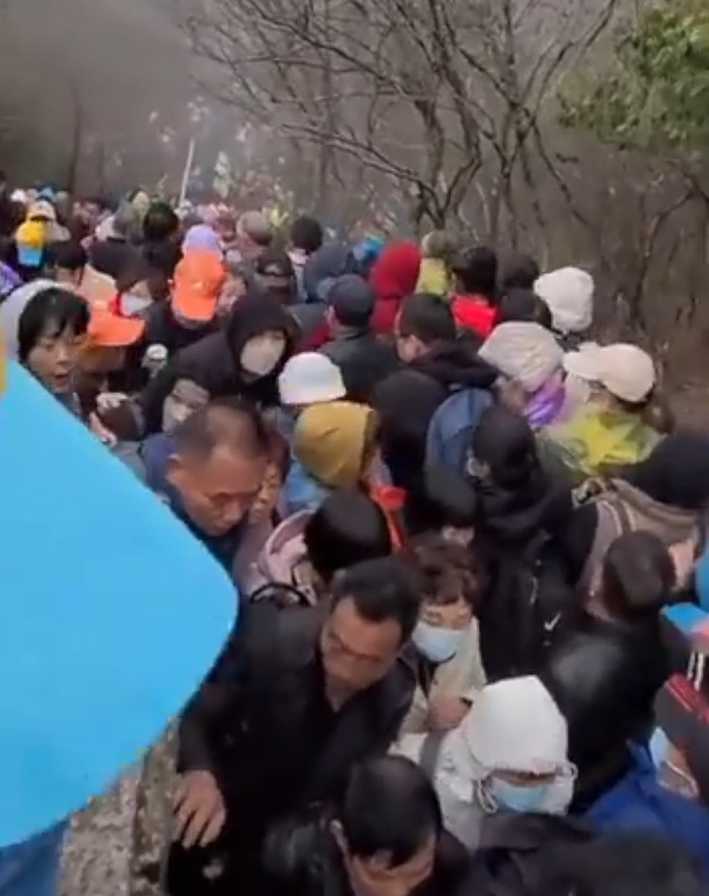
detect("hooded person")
[542,342,662,484]
[395,676,576,853]
[535,267,594,350]
[0,278,56,360]
[470,406,574,678]
[139,291,297,435]
[479,322,571,430]
[370,241,422,334]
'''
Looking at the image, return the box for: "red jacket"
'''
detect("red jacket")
[452,294,498,340]
[370,242,422,334]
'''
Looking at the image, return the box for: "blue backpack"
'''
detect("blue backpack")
[425,387,492,474]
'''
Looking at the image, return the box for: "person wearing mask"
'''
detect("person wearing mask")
[263,756,470,896]
[143,251,224,358]
[396,676,577,853]
[319,274,399,403]
[142,201,182,276]
[370,241,421,334]
[139,291,297,434]
[17,286,89,415]
[470,406,573,679]
[244,489,393,605]
[542,342,661,484]
[114,257,170,319]
[168,556,421,896]
[557,431,709,594]
[534,267,594,351]
[399,535,487,736]
[89,203,142,279]
[451,247,499,339]
[289,214,323,301]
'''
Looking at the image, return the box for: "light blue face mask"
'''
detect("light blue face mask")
[489,776,550,814]
[649,727,670,769]
[412,620,466,664]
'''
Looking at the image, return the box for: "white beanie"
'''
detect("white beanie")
[278,352,346,406]
[479,322,563,393]
[535,267,594,335]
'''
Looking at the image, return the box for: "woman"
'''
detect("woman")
[399,535,487,737]
[395,676,576,853]
[18,286,89,414]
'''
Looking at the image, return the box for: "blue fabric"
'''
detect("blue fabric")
[0,824,66,896]
[425,387,492,474]
[585,745,709,878]
[0,363,236,845]
[696,550,709,611]
[283,458,331,515]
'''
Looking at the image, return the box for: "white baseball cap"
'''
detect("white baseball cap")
[563,342,655,403]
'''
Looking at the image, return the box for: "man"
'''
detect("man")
[51,240,87,290]
[235,210,273,266]
[89,202,141,279]
[141,398,270,571]
[289,215,323,301]
[254,248,297,305]
[320,274,398,403]
[168,555,420,896]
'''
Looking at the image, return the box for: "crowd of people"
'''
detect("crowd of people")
[2,175,709,896]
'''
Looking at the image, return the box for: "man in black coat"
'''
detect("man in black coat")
[168,556,421,896]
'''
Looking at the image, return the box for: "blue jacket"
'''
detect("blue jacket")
[586,745,709,878]
[282,458,331,516]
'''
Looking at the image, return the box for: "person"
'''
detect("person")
[534,267,594,350]
[403,464,477,546]
[142,201,182,276]
[319,274,399,403]
[290,214,323,301]
[182,223,222,256]
[277,351,347,439]
[542,342,661,483]
[557,431,709,593]
[50,240,88,290]
[370,241,421,333]
[114,256,170,319]
[244,489,393,605]
[470,405,574,678]
[497,288,553,328]
[451,247,499,339]
[18,286,89,414]
[234,209,273,267]
[415,230,456,298]
[399,535,487,736]
[395,676,576,853]
[143,251,224,357]
[303,242,356,304]
[89,202,142,279]
[254,248,297,305]
[263,756,470,896]
[168,556,421,896]
[498,250,540,293]
[283,401,382,515]
[139,291,297,434]
[479,321,570,430]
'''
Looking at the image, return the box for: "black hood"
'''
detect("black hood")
[411,337,497,391]
[476,468,572,544]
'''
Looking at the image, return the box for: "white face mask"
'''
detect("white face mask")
[121,292,152,317]
[240,332,287,377]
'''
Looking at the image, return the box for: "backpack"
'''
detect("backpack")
[425,387,493,475]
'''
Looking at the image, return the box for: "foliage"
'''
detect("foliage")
[561,0,709,151]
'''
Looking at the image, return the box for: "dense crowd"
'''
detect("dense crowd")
[1,176,709,896]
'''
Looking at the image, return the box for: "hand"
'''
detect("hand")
[89,412,118,448]
[174,770,226,849]
[427,696,469,732]
[96,392,129,413]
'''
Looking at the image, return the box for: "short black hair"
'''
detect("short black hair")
[338,756,441,866]
[50,240,87,272]
[602,531,675,621]
[405,465,477,534]
[500,251,540,292]
[256,247,294,279]
[331,556,422,644]
[18,287,89,362]
[498,288,552,328]
[398,293,456,345]
[143,201,179,242]
[173,397,270,462]
[453,247,498,300]
[291,215,323,255]
[305,490,392,583]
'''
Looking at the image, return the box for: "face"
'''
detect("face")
[420,596,472,631]
[337,827,437,896]
[167,444,268,536]
[26,323,85,395]
[321,597,402,701]
[162,379,210,434]
[240,330,287,377]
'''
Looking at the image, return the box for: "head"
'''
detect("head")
[255,248,295,304]
[305,490,392,586]
[172,251,226,326]
[498,288,552,328]
[471,405,538,491]
[453,247,498,301]
[622,430,709,511]
[479,322,563,401]
[303,243,356,303]
[214,213,236,246]
[166,398,270,537]
[50,240,87,288]
[226,292,294,382]
[294,401,380,489]
[562,342,656,412]
[499,251,540,292]
[371,242,422,306]
[595,531,675,623]
[143,202,180,244]
[462,676,574,817]
[18,287,89,395]
[394,293,456,363]
[78,309,144,389]
[291,215,323,256]
[116,260,165,317]
[236,210,272,259]
[404,464,477,545]
[421,230,457,262]
[328,274,376,330]
[321,556,421,697]
[408,534,486,664]
[162,378,210,435]
[332,756,441,896]
[534,267,594,337]
[278,352,346,409]
[181,224,222,257]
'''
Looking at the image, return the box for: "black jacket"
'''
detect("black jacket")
[143,301,215,358]
[90,237,141,280]
[410,338,498,392]
[320,328,399,403]
[179,603,416,839]
[264,809,469,896]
